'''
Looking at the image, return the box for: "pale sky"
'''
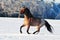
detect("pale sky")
[38,0,60,3]
[55,0,60,3]
[45,0,60,3]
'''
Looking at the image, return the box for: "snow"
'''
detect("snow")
[0,17,60,40]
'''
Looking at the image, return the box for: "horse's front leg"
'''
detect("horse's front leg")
[20,24,25,33]
[27,25,31,34]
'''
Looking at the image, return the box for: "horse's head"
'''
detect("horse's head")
[20,7,25,14]
[20,7,33,18]
[20,7,30,14]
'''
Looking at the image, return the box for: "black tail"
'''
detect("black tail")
[45,20,53,33]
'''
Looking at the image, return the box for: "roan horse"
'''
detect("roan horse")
[20,7,53,34]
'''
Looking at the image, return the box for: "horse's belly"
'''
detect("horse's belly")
[30,21,40,26]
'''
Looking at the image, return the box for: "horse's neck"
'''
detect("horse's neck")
[24,15,29,19]
[24,12,34,18]
[24,15,27,18]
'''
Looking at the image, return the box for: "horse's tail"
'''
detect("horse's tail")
[44,20,53,33]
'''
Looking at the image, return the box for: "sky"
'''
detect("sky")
[55,0,60,3]
[37,0,60,3]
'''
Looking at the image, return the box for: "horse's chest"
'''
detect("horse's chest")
[24,18,29,25]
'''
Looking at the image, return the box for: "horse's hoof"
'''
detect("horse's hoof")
[33,31,37,34]
[27,31,31,34]
[20,31,22,34]
[20,32,22,34]
[33,32,35,34]
[33,31,39,34]
[27,32,31,34]
[33,32,39,34]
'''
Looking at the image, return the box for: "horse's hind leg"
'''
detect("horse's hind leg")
[27,25,31,34]
[33,26,40,34]
[20,24,25,33]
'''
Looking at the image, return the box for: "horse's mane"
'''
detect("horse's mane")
[24,7,34,18]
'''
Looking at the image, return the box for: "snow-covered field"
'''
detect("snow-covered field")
[0,17,60,40]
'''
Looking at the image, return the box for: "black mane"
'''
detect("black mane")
[24,7,34,18]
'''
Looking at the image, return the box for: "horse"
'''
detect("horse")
[19,7,53,34]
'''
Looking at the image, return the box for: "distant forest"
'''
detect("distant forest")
[0,0,60,19]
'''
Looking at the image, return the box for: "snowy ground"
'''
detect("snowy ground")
[0,17,60,40]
